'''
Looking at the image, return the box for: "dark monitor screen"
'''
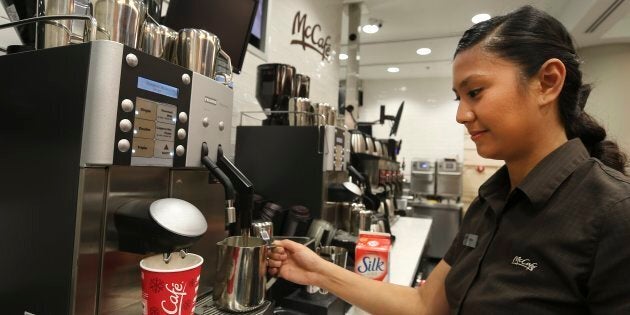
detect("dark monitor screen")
[163,0,259,74]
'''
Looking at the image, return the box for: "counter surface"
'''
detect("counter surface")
[389,216,433,286]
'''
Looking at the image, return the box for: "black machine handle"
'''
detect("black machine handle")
[201,143,235,200]
[348,165,366,184]
[216,145,255,236]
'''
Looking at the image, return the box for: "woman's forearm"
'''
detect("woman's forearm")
[314,261,426,315]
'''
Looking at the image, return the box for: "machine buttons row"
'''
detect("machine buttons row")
[200,117,226,131]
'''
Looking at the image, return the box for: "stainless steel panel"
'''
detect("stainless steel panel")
[409,202,461,258]
[74,167,108,315]
[170,169,228,295]
[411,172,435,195]
[99,166,170,314]
[80,40,124,166]
[436,173,462,198]
[185,72,234,166]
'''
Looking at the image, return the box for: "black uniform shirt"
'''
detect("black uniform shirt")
[444,139,630,315]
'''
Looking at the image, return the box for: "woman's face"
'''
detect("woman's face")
[452,45,542,161]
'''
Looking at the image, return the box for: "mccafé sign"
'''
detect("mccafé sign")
[290,11,332,61]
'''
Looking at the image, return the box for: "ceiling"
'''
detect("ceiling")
[339,0,630,80]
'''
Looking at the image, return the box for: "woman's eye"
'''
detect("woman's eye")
[468,88,482,98]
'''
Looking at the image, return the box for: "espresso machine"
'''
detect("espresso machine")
[0,40,240,314]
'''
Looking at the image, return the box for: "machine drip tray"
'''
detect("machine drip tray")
[194,293,274,315]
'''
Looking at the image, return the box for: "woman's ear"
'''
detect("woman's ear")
[536,58,566,107]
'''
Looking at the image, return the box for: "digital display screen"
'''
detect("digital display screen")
[137,77,178,99]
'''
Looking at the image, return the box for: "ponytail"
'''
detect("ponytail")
[566,85,627,173]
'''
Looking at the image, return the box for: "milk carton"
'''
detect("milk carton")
[354,231,391,282]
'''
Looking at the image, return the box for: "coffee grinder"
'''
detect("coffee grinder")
[256,63,296,125]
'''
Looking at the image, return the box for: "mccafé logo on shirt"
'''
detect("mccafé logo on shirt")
[512,256,539,271]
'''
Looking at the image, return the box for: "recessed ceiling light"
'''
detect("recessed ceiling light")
[362,24,379,34]
[356,55,361,60]
[416,48,431,55]
[387,67,400,73]
[339,53,348,60]
[472,13,491,24]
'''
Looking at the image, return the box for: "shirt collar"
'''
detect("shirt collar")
[517,138,590,210]
[479,165,510,215]
[478,138,590,214]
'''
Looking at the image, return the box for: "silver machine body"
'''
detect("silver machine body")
[0,40,233,314]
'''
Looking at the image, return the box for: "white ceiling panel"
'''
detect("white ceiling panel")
[339,0,630,80]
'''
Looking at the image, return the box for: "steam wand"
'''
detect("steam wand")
[201,142,237,232]
[216,145,254,237]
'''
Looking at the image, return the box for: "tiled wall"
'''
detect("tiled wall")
[231,0,343,151]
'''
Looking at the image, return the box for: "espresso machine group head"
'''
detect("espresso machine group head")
[114,198,208,255]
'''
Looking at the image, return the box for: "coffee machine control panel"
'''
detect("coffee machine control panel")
[79,41,234,167]
[113,46,192,167]
[323,126,348,172]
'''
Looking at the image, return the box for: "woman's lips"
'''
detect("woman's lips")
[470,130,487,141]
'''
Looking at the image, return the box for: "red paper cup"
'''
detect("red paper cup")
[140,253,203,315]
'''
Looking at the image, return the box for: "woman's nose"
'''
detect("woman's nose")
[456,103,475,124]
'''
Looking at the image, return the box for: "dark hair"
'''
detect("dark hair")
[454,5,627,174]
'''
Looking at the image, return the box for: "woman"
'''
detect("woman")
[268,6,629,314]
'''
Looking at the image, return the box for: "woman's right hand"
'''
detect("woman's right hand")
[267,239,326,286]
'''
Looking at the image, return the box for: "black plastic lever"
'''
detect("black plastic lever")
[348,165,366,184]
[201,142,235,201]
[216,145,255,236]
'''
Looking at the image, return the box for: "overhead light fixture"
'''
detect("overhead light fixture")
[387,67,399,73]
[356,55,361,60]
[362,18,382,34]
[416,48,431,55]
[472,13,491,24]
[339,53,348,60]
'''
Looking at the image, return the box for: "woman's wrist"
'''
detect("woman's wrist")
[312,259,344,289]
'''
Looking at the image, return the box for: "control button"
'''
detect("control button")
[119,119,132,132]
[176,145,185,156]
[121,99,133,112]
[117,139,130,152]
[177,128,187,140]
[218,121,225,131]
[182,74,191,85]
[202,117,209,127]
[178,112,188,123]
[125,53,138,67]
